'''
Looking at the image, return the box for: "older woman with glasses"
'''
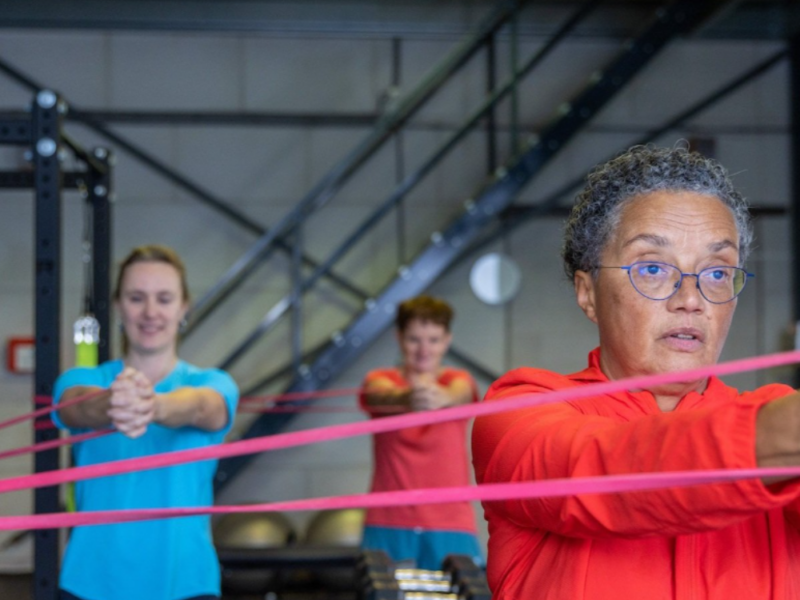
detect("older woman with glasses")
[472,145,800,600]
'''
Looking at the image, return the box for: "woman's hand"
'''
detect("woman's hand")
[409,373,474,411]
[107,367,156,438]
[409,375,451,411]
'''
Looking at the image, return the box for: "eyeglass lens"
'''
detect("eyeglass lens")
[628,262,746,303]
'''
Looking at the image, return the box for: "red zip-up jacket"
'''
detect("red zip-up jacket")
[472,349,800,599]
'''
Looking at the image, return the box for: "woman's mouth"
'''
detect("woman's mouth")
[662,327,705,351]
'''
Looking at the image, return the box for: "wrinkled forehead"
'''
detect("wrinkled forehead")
[608,191,739,251]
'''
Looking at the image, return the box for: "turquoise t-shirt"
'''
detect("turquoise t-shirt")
[52,360,239,600]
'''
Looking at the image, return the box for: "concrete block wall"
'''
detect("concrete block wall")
[0,18,792,557]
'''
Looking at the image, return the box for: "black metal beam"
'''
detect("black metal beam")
[486,32,498,174]
[32,88,63,600]
[88,147,113,363]
[791,35,800,386]
[184,0,526,334]
[215,0,724,489]
[0,0,795,41]
[68,109,377,128]
[0,0,604,37]
[0,116,31,144]
[0,170,89,189]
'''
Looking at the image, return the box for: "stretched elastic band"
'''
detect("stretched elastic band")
[3,465,800,531]
[1,349,798,495]
[0,389,106,432]
[0,430,114,461]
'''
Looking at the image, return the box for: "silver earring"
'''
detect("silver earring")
[179,318,188,333]
[117,320,124,332]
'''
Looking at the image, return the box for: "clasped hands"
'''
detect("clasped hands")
[408,374,450,411]
[107,367,157,439]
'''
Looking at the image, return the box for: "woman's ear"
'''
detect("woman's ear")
[179,303,190,332]
[113,300,122,327]
[574,270,598,324]
[442,330,453,351]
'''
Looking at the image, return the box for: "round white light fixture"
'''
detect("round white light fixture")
[469,252,522,305]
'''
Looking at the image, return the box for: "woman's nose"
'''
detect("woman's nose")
[143,299,157,316]
[669,274,705,310]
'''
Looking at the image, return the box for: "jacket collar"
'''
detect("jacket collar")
[569,347,733,412]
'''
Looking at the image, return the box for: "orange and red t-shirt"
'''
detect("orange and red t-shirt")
[472,348,800,600]
[360,367,478,533]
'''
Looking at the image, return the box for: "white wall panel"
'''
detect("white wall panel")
[0,31,108,106]
[109,33,243,110]
[243,37,391,113]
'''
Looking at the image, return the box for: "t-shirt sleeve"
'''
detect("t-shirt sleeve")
[473,378,800,539]
[442,369,479,403]
[358,370,374,411]
[359,369,399,415]
[189,368,239,435]
[51,367,107,431]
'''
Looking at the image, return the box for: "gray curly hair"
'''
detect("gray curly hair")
[562,145,752,280]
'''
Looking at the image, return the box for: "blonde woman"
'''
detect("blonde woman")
[54,245,239,600]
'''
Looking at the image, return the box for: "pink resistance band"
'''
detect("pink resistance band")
[4,466,800,532]
[0,389,106,432]
[0,388,364,462]
[0,407,391,462]
[0,429,114,461]
[1,348,799,497]
[0,397,385,461]
[0,389,116,461]
[0,387,359,434]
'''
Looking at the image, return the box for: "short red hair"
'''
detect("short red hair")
[395,295,453,332]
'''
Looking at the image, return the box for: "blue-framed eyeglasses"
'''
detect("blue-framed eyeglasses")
[596,261,754,304]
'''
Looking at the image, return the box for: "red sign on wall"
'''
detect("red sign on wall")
[7,337,35,374]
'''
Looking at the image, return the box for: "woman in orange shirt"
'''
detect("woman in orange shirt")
[361,295,482,569]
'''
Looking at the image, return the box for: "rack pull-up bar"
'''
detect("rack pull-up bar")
[32,88,64,600]
[0,89,114,600]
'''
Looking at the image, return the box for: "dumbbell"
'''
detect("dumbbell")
[359,551,400,600]
[441,554,491,600]
[395,568,453,594]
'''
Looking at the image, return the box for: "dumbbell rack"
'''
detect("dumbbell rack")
[359,552,491,600]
